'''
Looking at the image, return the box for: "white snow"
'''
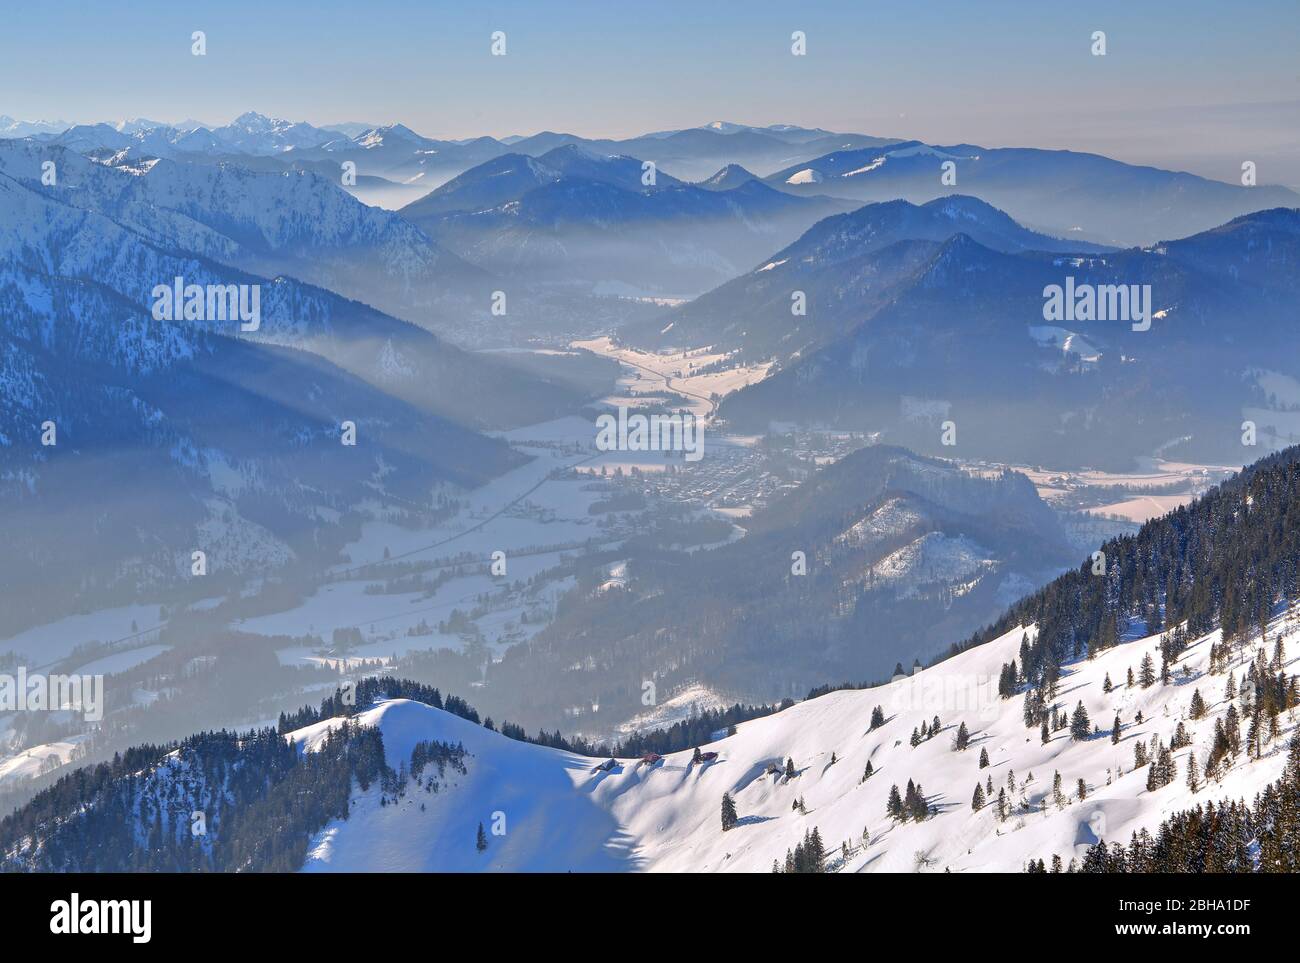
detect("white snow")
[842,157,887,177]
[785,168,824,185]
[0,737,87,789]
[289,604,1300,872]
[1028,325,1101,364]
[0,604,164,669]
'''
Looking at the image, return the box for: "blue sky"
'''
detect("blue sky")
[4,0,1297,181]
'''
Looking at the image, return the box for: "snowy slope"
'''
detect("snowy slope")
[291,604,1300,872]
[290,700,637,871]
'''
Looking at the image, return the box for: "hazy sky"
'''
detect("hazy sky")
[4,0,1297,184]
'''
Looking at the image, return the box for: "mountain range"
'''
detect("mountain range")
[10,112,1294,248]
[402,145,856,296]
[2,109,1298,878]
[0,136,605,635]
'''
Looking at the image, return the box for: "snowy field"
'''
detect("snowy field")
[236,420,617,664]
[969,459,1239,524]
[574,336,772,420]
[0,604,165,670]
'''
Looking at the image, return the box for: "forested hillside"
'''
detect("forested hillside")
[966,445,1300,679]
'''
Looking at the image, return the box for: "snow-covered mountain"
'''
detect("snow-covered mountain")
[8,598,1295,873]
[349,123,440,151]
[697,163,761,191]
[0,138,510,342]
[0,139,600,632]
[211,111,336,153]
[0,138,582,426]
[0,116,70,138]
[35,113,294,158]
[288,601,1300,872]
[641,122,839,143]
[766,140,1300,247]
[21,113,897,208]
[45,112,338,157]
[25,113,1295,242]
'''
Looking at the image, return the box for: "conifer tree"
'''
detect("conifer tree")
[998,661,1018,699]
[721,792,738,831]
[1139,653,1156,688]
[806,827,826,873]
[886,784,903,820]
[1134,741,1148,771]
[1070,701,1091,741]
[1258,734,1300,872]
[1225,704,1242,755]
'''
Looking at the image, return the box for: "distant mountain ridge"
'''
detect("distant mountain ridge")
[631,194,1113,361]
[403,149,857,297]
[765,139,1300,247]
[714,206,1300,468]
